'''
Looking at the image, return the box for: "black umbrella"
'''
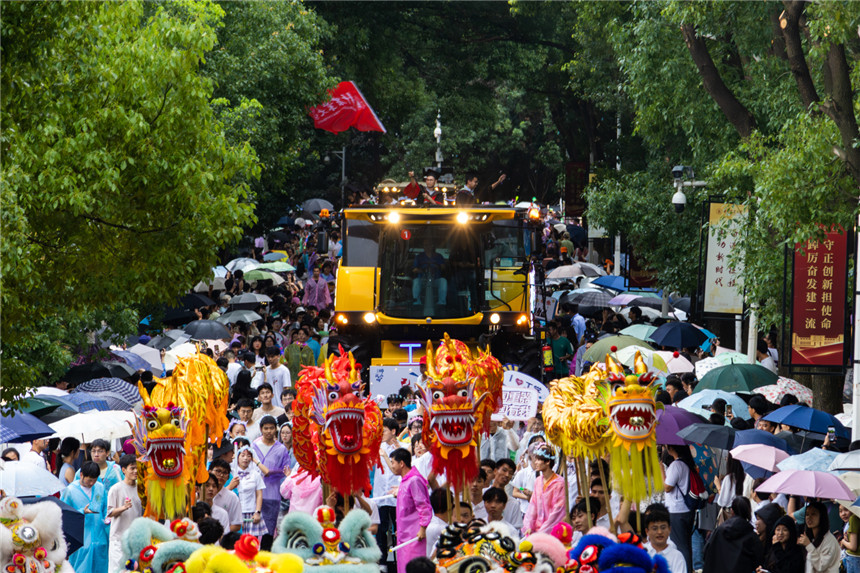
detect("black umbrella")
[183,319,231,340]
[21,496,84,555]
[302,198,334,216]
[63,361,135,386]
[629,296,672,311]
[676,423,737,450]
[180,293,215,309]
[162,306,197,326]
[276,216,293,226]
[650,322,708,349]
[146,335,174,350]
[566,224,588,249]
[673,297,691,313]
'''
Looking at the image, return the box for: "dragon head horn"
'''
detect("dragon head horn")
[425,339,438,379]
[324,352,335,383]
[605,354,625,375]
[633,351,648,375]
[348,351,358,384]
[137,380,152,407]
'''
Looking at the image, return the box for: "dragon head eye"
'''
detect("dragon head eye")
[328,390,339,401]
[171,418,181,427]
[146,420,158,430]
[432,391,444,401]
[457,389,469,398]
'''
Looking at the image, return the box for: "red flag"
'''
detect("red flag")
[308,81,386,134]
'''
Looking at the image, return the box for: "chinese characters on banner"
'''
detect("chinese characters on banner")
[491,387,538,422]
[704,203,747,314]
[790,230,848,366]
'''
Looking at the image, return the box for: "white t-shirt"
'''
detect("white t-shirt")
[511,467,537,515]
[664,460,690,514]
[716,474,737,508]
[760,355,778,374]
[252,406,286,423]
[372,442,399,507]
[21,450,47,469]
[644,539,688,573]
[107,481,142,572]
[213,487,243,527]
[227,362,243,386]
[473,500,487,521]
[265,365,291,407]
[211,504,231,533]
[235,467,265,513]
[426,515,447,557]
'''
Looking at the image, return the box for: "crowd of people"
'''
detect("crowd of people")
[4,196,856,573]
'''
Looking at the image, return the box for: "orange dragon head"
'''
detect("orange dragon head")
[293,348,383,496]
[417,334,502,492]
[604,353,659,449]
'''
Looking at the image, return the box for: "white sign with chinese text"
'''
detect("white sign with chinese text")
[704,203,746,314]
[369,365,419,399]
[492,387,539,421]
[503,370,549,402]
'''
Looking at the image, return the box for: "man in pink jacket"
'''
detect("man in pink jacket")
[390,448,432,573]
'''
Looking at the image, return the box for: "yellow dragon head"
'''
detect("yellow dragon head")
[605,352,660,451]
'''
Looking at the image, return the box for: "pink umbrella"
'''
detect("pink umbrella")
[755,469,856,501]
[608,294,641,306]
[655,351,695,374]
[729,444,790,472]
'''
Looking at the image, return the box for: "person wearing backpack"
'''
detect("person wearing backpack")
[664,444,699,573]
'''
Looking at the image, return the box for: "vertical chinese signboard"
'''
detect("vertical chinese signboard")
[703,203,746,314]
[790,230,849,366]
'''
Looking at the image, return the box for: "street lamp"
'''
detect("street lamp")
[324,146,347,207]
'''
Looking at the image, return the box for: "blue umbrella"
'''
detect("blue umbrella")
[696,326,718,353]
[263,251,288,261]
[763,404,850,439]
[650,322,708,350]
[734,428,797,479]
[109,350,149,372]
[676,389,752,420]
[777,448,838,472]
[64,392,110,412]
[591,275,627,291]
[0,410,55,443]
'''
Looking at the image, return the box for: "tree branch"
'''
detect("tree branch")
[770,9,788,60]
[780,1,820,109]
[80,214,175,234]
[821,43,860,185]
[680,24,756,138]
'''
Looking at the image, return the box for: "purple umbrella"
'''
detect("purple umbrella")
[656,405,707,445]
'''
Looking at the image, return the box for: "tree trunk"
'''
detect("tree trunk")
[791,372,842,414]
[681,24,756,138]
[822,43,860,187]
[780,0,820,109]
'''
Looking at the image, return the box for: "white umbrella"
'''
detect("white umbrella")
[655,351,695,374]
[49,410,135,443]
[577,262,607,277]
[127,344,162,370]
[167,334,192,349]
[619,306,662,321]
[829,451,860,473]
[216,310,263,325]
[547,265,584,280]
[695,356,722,379]
[163,342,198,370]
[34,386,69,396]
[193,277,227,293]
[0,461,63,497]
[226,258,260,272]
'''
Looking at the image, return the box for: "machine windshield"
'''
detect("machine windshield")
[378,224,483,319]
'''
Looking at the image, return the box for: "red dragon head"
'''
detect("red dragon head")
[417,334,502,492]
[292,348,383,496]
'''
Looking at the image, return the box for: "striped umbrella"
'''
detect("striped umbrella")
[73,378,141,405]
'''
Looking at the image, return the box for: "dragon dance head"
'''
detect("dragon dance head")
[604,354,659,451]
[121,517,201,573]
[0,497,73,573]
[417,334,503,492]
[602,353,663,505]
[293,348,383,496]
[435,520,518,573]
[565,531,670,573]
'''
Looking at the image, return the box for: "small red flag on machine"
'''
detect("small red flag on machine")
[308,81,386,134]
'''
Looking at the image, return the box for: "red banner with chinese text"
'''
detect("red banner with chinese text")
[308,81,386,134]
[790,229,848,366]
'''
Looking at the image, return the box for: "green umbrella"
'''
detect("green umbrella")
[715,351,756,366]
[695,363,778,393]
[618,324,658,342]
[19,397,62,417]
[584,335,654,362]
[243,269,284,284]
[257,261,295,272]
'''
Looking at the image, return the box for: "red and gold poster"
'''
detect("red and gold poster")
[790,229,848,366]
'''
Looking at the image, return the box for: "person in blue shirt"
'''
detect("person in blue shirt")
[74,438,123,495]
[62,461,108,573]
